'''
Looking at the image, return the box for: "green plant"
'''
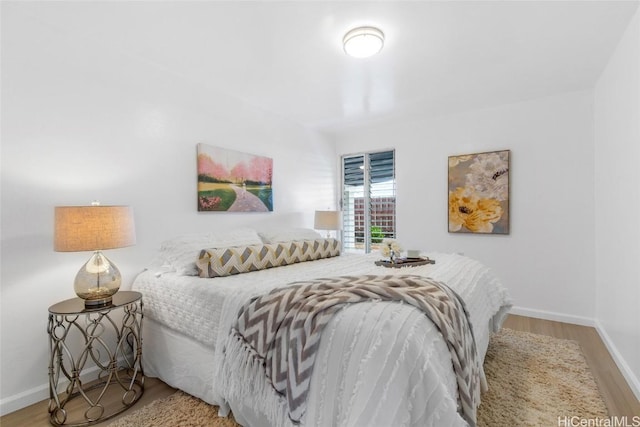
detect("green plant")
[370,226,384,243]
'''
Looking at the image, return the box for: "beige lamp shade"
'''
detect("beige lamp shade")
[314,210,341,231]
[54,205,136,252]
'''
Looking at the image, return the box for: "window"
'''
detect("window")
[341,150,396,253]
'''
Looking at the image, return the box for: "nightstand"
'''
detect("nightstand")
[47,291,144,426]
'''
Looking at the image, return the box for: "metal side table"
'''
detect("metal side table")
[47,291,144,426]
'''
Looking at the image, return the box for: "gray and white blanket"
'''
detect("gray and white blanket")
[226,274,480,426]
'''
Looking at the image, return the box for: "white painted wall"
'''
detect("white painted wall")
[0,8,336,413]
[594,9,640,399]
[335,90,596,321]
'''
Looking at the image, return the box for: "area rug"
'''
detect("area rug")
[108,328,608,427]
[476,328,608,426]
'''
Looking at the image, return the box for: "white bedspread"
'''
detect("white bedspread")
[133,252,511,427]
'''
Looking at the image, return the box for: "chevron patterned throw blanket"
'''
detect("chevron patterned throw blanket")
[228,274,480,426]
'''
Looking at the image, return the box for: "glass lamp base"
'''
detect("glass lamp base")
[75,251,121,307]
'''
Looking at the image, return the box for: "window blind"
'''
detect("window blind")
[341,150,395,252]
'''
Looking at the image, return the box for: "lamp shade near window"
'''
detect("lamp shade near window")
[314,210,341,238]
[54,205,136,307]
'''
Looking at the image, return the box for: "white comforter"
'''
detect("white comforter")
[133,252,511,427]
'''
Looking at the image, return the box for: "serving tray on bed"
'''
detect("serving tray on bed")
[375,257,435,268]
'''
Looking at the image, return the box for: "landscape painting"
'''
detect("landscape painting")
[448,150,510,234]
[197,143,273,212]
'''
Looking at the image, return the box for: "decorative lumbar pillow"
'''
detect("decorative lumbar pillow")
[196,239,341,278]
[159,228,263,276]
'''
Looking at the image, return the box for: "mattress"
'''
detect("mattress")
[133,252,511,426]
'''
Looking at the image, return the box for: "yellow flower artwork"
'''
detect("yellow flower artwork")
[448,150,510,234]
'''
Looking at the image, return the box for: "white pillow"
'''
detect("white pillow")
[159,228,262,276]
[258,228,322,243]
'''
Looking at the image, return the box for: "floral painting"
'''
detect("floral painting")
[197,144,273,212]
[448,150,510,234]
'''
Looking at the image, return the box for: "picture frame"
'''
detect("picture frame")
[197,143,273,212]
[448,150,510,234]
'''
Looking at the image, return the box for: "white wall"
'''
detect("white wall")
[0,6,336,413]
[336,90,596,321]
[594,9,640,399]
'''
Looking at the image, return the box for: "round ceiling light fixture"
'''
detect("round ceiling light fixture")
[343,26,384,58]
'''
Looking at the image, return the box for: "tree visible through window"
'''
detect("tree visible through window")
[341,150,396,253]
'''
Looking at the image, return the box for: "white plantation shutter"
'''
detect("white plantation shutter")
[341,150,396,253]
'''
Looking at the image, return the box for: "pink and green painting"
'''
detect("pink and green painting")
[197,143,273,212]
[448,150,510,234]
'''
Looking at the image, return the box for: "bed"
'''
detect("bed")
[132,228,511,427]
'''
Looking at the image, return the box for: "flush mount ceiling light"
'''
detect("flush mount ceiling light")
[343,26,384,58]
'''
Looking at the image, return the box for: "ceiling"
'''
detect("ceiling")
[9,1,639,133]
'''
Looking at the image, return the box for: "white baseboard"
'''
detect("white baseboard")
[509,305,640,402]
[0,357,129,416]
[0,382,50,417]
[595,320,640,402]
[510,305,597,327]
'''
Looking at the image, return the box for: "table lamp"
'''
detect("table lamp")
[314,210,341,238]
[54,203,136,307]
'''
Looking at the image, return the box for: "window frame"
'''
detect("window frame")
[340,149,396,253]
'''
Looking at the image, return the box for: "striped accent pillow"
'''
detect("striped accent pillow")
[196,239,341,278]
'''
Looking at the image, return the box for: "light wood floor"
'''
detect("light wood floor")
[2,314,638,426]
